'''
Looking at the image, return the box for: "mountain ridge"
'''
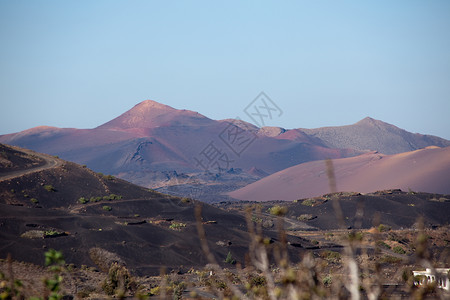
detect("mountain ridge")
[1,99,449,201]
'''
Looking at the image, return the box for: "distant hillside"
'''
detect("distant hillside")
[297,117,450,155]
[229,146,450,201]
[220,189,450,230]
[0,100,448,201]
[0,144,313,275]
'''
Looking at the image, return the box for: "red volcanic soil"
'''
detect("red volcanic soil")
[228,146,450,201]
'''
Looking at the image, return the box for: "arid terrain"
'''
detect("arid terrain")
[229,146,450,201]
[1,143,449,299]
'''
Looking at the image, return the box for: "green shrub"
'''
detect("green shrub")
[44,185,56,192]
[43,249,65,299]
[225,251,236,264]
[102,262,133,296]
[90,196,102,203]
[297,214,315,221]
[169,222,186,230]
[44,230,62,237]
[301,199,316,206]
[78,197,88,204]
[108,194,122,200]
[102,206,112,212]
[30,198,38,204]
[251,216,262,223]
[103,174,115,180]
[269,205,287,216]
[378,224,391,232]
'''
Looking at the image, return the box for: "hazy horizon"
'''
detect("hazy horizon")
[1,1,449,139]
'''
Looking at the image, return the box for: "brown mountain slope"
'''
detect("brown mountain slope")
[228,146,450,201]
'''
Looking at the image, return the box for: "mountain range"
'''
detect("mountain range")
[1,100,449,201]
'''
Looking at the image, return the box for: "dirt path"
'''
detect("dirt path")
[0,148,62,182]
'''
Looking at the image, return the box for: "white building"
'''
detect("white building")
[413,268,450,291]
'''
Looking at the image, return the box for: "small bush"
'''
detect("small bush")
[108,194,122,200]
[102,262,133,296]
[103,174,115,180]
[301,199,316,206]
[269,205,287,216]
[90,196,102,203]
[262,219,274,228]
[149,286,160,296]
[44,185,56,192]
[30,198,38,204]
[297,214,315,221]
[169,222,186,230]
[251,216,262,223]
[103,205,112,211]
[225,251,236,264]
[44,230,62,237]
[78,197,88,204]
[21,230,44,239]
[378,224,391,232]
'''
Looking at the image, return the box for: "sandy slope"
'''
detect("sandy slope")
[228,146,450,201]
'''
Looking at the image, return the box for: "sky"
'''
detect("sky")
[1,1,449,139]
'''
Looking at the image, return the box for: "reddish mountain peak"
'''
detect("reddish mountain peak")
[97,100,213,130]
[356,116,389,127]
[134,100,175,111]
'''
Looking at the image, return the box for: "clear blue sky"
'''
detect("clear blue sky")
[1,1,449,139]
